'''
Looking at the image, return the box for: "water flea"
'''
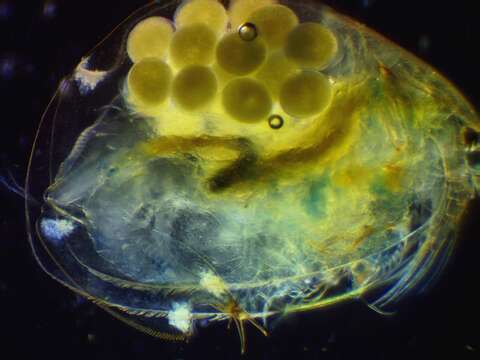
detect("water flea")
[26,0,480,354]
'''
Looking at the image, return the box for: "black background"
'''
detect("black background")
[1,1,479,359]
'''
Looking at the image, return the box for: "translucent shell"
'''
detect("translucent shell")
[27,0,480,353]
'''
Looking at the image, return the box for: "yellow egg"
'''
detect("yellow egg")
[222,78,272,123]
[285,22,338,69]
[172,65,218,110]
[248,4,298,48]
[127,17,173,63]
[279,71,332,118]
[228,0,277,29]
[127,58,172,106]
[174,0,228,35]
[255,51,298,99]
[216,33,266,75]
[169,24,217,68]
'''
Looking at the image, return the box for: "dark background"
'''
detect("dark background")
[1,1,479,359]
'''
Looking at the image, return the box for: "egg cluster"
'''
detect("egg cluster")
[126,0,337,126]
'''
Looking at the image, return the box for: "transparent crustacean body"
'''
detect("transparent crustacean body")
[26,0,479,352]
